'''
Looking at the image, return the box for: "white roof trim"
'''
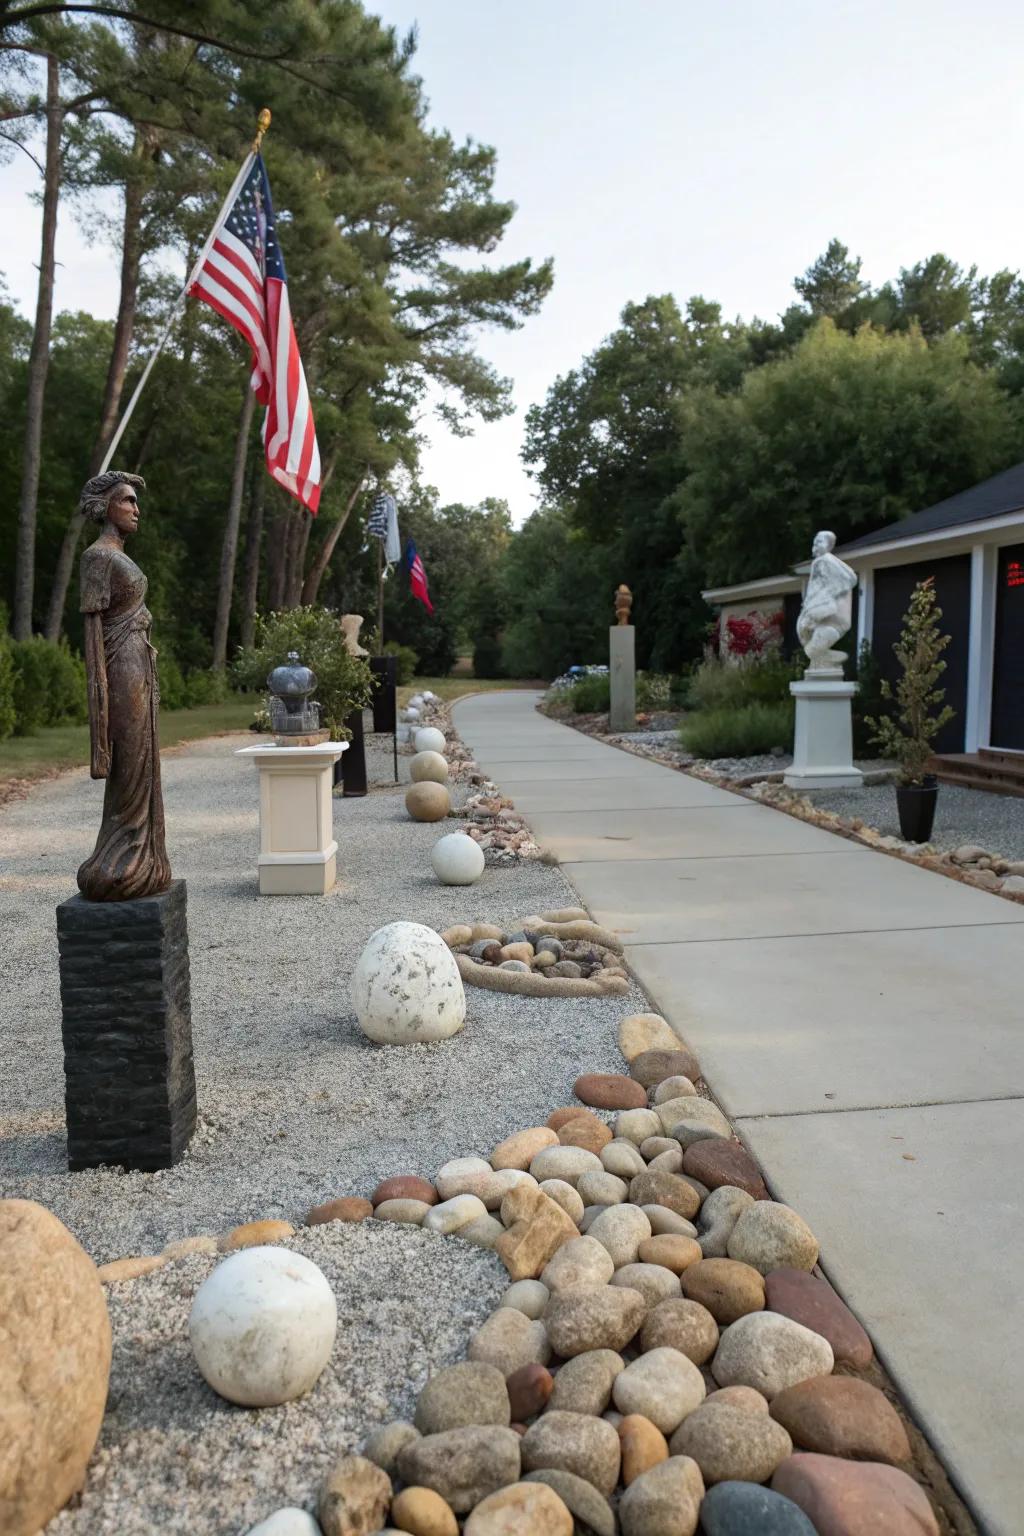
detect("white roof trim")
[702,573,803,604]
[831,506,1024,566]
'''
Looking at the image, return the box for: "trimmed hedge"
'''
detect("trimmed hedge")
[679,700,794,759]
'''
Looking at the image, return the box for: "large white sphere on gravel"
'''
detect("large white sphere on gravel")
[431,831,485,886]
[402,706,420,722]
[415,725,447,754]
[189,1247,337,1407]
[410,749,449,784]
[351,920,466,1044]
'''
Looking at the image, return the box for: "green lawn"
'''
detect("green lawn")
[0,677,542,790]
[0,698,259,786]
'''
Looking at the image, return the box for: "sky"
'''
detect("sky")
[2,0,1023,524]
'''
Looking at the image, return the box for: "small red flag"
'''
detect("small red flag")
[406,539,434,614]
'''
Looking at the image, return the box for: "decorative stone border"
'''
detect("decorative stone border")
[81,994,972,1536]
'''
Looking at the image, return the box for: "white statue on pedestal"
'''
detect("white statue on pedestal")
[797,530,858,672]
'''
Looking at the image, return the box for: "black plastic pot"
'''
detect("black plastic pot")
[896,774,938,843]
[369,655,397,733]
[336,709,368,796]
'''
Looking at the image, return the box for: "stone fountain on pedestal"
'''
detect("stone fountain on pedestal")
[784,531,863,790]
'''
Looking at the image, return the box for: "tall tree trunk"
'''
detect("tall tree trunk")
[44,135,150,642]
[266,496,289,612]
[301,468,367,606]
[13,54,62,640]
[240,465,266,651]
[286,511,313,607]
[212,384,256,670]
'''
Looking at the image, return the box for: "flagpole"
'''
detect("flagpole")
[97,110,272,475]
[376,540,385,651]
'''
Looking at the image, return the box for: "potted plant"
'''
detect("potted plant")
[866,577,955,843]
[233,606,375,742]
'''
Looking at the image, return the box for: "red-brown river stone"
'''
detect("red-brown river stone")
[770,1377,911,1464]
[683,1140,768,1200]
[307,1197,373,1225]
[371,1175,439,1207]
[506,1362,554,1421]
[764,1268,873,1368]
[575,1074,648,1110]
[772,1453,939,1535]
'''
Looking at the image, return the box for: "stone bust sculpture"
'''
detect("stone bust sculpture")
[614,584,633,626]
[77,470,172,901]
[797,530,858,671]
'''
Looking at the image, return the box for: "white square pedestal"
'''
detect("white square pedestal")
[785,676,863,790]
[235,742,348,894]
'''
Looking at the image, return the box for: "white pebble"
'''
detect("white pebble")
[246,1511,321,1536]
[422,1194,488,1234]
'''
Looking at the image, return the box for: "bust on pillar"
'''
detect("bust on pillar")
[609,584,636,731]
[784,531,863,789]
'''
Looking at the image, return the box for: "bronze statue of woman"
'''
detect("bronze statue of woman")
[77,470,172,901]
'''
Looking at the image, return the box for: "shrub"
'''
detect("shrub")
[183,667,228,708]
[11,637,88,734]
[636,672,671,711]
[679,700,795,759]
[157,654,188,712]
[866,577,954,784]
[472,634,504,679]
[686,654,799,713]
[382,641,419,686]
[233,607,374,740]
[571,673,611,713]
[0,640,15,741]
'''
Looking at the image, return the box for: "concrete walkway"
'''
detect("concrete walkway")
[453,691,1024,1536]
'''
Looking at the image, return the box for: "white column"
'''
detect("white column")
[235,742,347,894]
[965,544,998,751]
[856,566,874,653]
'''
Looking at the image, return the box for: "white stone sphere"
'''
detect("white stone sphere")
[422,690,437,702]
[410,750,449,784]
[351,920,466,1044]
[415,726,447,754]
[431,832,485,886]
[402,706,420,722]
[409,693,425,709]
[189,1247,337,1407]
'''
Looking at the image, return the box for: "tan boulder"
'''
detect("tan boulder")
[0,1199,112,1536]
[496,1186,579,1280]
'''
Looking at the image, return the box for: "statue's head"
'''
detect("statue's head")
[79,470,146,537]
[812,529,836,557]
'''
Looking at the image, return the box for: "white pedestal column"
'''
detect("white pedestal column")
[609,625,636,732]
[235,742,348,894]
[784,674,863,790]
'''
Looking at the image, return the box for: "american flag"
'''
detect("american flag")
[188,154,321,513]
[407,539,434,614]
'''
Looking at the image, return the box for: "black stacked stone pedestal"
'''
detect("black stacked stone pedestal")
[56,879,197,1171]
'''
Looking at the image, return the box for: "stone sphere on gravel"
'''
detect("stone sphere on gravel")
[406,781,451,821]
[415,725,447,754]
[411,750,449,785]
[189,1246,337,1407]
[431,832,485,887]
[351,920,466,1043]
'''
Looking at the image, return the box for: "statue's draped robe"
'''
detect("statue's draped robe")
[77,541,171,901]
